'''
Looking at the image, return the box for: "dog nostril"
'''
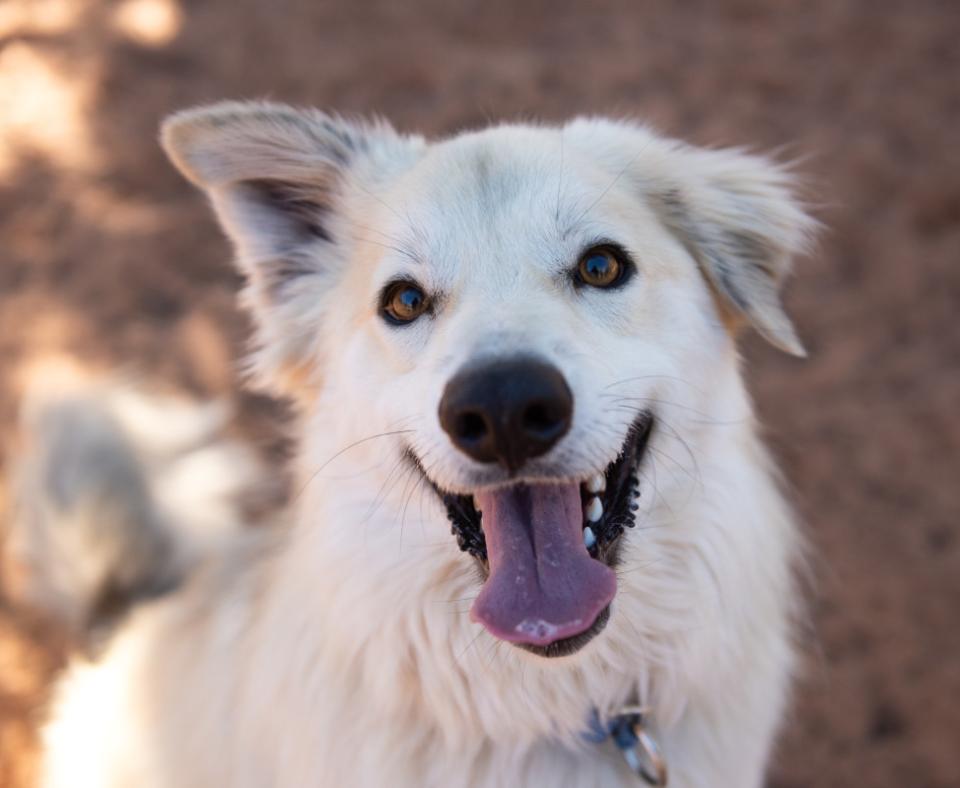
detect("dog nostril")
[456,412,488,443]
[522,401,562,437]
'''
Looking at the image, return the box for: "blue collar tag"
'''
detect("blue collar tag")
[580,707,668,786]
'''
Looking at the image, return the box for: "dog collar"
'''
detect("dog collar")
[582,705,668,786]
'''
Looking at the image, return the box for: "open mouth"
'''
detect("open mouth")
[413,412,654,658]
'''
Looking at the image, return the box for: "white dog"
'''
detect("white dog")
[30,102,815,787]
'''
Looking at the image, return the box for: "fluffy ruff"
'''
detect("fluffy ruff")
[38,370,800,788]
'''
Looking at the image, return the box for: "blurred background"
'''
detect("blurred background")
[0,0,957,785]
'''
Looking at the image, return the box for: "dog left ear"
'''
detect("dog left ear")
[650,145,816,356]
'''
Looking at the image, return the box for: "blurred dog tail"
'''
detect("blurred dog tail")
[7,367,267,643]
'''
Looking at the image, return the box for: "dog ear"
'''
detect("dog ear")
[650,145,815,356]
[567,119,815,356]
[161,101,423,396]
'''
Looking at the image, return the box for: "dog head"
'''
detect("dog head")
[162,102,813,658]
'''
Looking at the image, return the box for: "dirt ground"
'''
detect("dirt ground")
[1,0,958,785]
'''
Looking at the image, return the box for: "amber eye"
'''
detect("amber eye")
[576,247,625,288]
[381,280,430,325]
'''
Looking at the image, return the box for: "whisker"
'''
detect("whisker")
[398,448,441,554]
[351,182,408,226]
[568,136,656,228]
[359,455,412,544]
[602,374,705,396]
[600,394,744,426]
[456,627,486,663]
[294,426,417,501]
[555,129,565,226]
[343,232,419,262]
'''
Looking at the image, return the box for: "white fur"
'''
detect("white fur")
[39,105,814,787]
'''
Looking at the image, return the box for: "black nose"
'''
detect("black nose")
[438,357,573,472]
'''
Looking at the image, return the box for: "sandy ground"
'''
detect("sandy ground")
[1,0,958,785]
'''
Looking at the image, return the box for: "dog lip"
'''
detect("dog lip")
[405,411,653,652]
[407,410,653,501]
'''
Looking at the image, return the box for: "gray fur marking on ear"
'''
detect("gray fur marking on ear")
[242,179,335,243]
[160,101,370,267]
[655,183,810,357]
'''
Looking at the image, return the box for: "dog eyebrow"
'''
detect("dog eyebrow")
[555,187,600,242]
[557,207,598,245]
[344,219,423,265]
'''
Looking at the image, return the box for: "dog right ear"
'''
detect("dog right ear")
[161,101,423,397]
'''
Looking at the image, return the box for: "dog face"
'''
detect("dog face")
[163,103,812,657]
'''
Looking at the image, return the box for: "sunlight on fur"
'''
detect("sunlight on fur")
[10,358,264,639]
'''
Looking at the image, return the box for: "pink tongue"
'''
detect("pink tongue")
[470,482,617,646]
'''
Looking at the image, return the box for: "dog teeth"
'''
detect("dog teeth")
[585,473,605,494]
[585,496,603,523]
[583,526,597,549]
